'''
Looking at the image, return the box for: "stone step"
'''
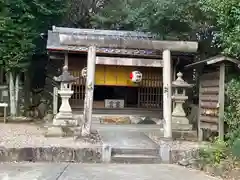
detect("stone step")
[94,124,163,132]
[112,148,159,156]
[111,154,161,164]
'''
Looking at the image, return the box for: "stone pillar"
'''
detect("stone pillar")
[82,46,96,136]
[163,49,172,138]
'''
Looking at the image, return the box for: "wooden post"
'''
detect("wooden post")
[218,63,225,140]
[198,84,203,141]
[0,67,3,84]
[53,87,58,115]
[172,59,178,110]
[82,46,96,136]
[163,49,172,138]
[4,105,7,123]
[64,52,68,67]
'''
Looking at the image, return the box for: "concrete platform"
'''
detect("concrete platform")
[0,163,221,180]
[99,131,161,163]
[99,131,158,149]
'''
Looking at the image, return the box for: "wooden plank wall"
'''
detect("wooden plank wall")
[198,70,220,133]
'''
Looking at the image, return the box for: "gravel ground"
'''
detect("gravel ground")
[0,123,202,150]
[0,123,102,148]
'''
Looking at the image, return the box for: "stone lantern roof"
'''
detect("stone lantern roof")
[172,72,192,88]
[54,66,78,83]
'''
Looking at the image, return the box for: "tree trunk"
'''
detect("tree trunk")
[9,72,16,117]
[15,73,20,116]
[24,72,31,109]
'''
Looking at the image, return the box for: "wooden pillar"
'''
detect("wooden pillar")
[218,63,225,140]
[163,49,172,138]
[64,52,68,67]
[82,46,96,136]
[198,84,203,141]
[53,87,58,115]
[0,67,3,84]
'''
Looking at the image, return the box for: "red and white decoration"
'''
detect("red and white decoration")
[81,67,87,78]
[130,71,142,83]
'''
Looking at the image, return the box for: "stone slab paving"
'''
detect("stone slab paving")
[0,163,222,180]
[99,130,158,149]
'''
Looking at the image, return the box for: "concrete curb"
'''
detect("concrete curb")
[0,146,102,163]
[0,146,200,164]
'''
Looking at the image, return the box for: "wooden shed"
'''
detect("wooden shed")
[185,55,240,141]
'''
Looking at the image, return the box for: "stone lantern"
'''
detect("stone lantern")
[52,65,78,126]
[172,72,192,128]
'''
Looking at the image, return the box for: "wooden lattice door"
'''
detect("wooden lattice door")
[138,67,162,109]
[70,70,86,108]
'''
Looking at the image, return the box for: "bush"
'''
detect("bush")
[199,138,228,165]
[232,139,240,159]
[225,76,240,146]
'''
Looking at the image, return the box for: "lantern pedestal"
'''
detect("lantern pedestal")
[172,95,190,125]
[46,90,78,137]
[53,90,77,126]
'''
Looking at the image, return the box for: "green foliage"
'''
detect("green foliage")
[199,0,240,58]
[91,0,239,58]
[225,76,240,146]
[0,0,67,72]
[0,3,36,72]
[62,0,105,28]
[199,138,228,165]
[91,0,207,40]
[232,139,240,159]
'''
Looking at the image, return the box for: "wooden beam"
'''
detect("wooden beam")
[48,47,161,58]
[96,56,163,67]
[200,116,218,123]
[59,34,198,53]
[218,63,225,140]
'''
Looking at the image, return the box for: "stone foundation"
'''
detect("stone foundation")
[0,147,102,163]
